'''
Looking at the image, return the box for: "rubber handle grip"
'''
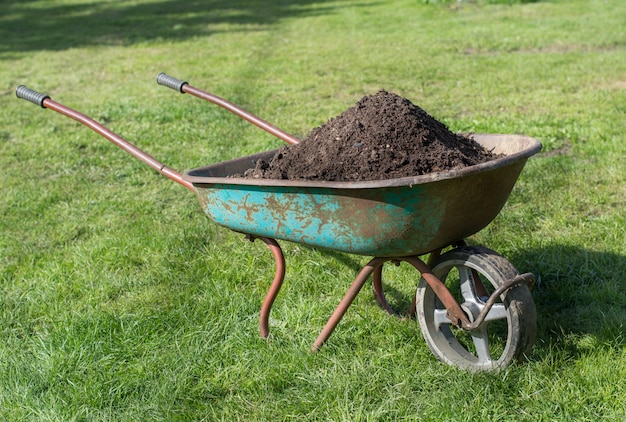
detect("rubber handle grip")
[16,85,50,108]
[156,73,188,93]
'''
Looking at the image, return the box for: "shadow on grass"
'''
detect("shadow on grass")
[511,244,626,357]
[0,0,342,55]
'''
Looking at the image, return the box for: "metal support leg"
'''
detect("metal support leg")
[313,253,474,351]
[249,236,286,339]
[312,257,387,351]
[372,264,396,316]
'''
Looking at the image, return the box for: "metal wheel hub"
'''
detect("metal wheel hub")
[460,301,482,326]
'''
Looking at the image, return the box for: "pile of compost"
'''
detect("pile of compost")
[242,90,500,182]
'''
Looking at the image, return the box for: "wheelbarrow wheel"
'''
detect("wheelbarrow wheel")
[416,246,536,371]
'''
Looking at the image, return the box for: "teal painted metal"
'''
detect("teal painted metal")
[184,135,542,257]
[195,184,444,256]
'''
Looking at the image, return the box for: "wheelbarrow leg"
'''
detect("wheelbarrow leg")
[249,237,286,339]
[314,251,480,352]
[372,264,396,316]
[312,257,388,351]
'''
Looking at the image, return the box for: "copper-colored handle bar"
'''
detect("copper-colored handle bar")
[16,85,194,191]
[157,73,301,146]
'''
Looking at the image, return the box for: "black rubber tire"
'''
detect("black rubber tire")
[416,246,536,371]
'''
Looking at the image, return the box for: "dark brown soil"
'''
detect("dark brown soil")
[242,90,500,182]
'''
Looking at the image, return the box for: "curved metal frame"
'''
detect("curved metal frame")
[252,236,533,351]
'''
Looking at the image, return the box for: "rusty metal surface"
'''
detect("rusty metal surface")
[181,84,301,146]
[157,73,301,145]
[252,236,286,339]
[17,86,540,258]
[34,96,195,191]
[312,256,388,351]
[185,135,541,257]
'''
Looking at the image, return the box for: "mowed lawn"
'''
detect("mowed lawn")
[1,0,625,420]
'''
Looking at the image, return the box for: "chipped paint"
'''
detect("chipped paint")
[188,135,542,257]
[195,183,444,256]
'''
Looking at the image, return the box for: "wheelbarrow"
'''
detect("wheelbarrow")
[16,75,542,371]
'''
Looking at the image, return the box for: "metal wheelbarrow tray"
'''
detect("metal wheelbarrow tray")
[185,134,537,257]
[17,76,542,371]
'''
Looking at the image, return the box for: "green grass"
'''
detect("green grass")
[1,0,625,419]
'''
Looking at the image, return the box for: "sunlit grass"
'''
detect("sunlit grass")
[1,0,625,419]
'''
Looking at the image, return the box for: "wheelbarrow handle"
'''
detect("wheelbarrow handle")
[157,73,301,145]
[156,73,188,93]
[16,85,50,108]
[15,85,194,191]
